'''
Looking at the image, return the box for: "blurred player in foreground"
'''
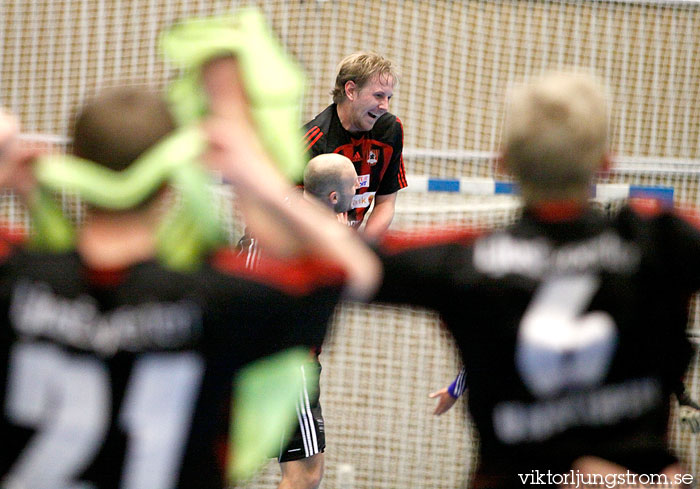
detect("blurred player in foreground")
[371,72,697,486]
[303,51,406,241]
[0,57,379,489]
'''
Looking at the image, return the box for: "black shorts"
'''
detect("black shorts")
[277,360,325,463]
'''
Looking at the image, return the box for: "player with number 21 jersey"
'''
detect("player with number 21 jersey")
[0,244,344,489]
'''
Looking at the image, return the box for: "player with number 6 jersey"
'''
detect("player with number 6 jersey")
[372,72,697,485]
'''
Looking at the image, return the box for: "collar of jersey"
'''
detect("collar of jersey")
[527,200,588,222]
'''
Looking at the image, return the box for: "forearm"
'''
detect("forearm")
[0,111,17,152]
[363,193,397,242]
[201,55,307,254]
[0,110,42,202]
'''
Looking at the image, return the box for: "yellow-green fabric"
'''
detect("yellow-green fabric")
[161,8,307,182]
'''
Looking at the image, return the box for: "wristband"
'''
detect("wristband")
[448,368,467,398]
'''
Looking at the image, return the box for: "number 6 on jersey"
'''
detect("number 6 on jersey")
[515,274,618,398]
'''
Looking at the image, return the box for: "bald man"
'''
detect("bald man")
[235,153,359,489]
[303,153,360,223]
[271,154,358,489]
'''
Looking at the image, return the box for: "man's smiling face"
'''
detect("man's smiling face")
[344,73,394,133]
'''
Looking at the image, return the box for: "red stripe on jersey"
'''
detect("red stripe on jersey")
[673,204,700,230]
[380,227,481,255]
[629,198,666,218]
[629,199,700,230]
[530,201,586,221]
[0,222,28,244]
[395,117,408,188]
[397,155,407,188]
[304,131,324,153]
[0,239,11,261]
[84,267,130,287]
[0,223,27,262]
[211,249,346,296]
[303,126,320,141]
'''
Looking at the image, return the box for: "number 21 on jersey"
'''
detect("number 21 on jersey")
[3,342,204,489]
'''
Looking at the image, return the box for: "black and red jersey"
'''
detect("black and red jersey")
[303,104,407,228]
[0,241,344,489]
[375,203,700,485]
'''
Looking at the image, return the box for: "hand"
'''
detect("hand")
[336,212,348,225]
[0,108,19,157]
[679,405,700,434]
[0,111,45,199]
[428,387,458,416]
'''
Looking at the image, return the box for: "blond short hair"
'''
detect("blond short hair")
[331,52,398,104]
[502,71,609,202]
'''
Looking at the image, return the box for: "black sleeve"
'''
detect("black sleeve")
[204,269,343,366]
[374,242,467,311]
[664,212,700,292]
[376,118,407,196]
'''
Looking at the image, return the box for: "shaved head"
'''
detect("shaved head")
[303,153,358,213]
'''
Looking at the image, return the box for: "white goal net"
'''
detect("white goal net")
[1,1,699,487]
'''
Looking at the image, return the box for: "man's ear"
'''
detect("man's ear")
[344,80,357,101]
[328,190,339,206]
